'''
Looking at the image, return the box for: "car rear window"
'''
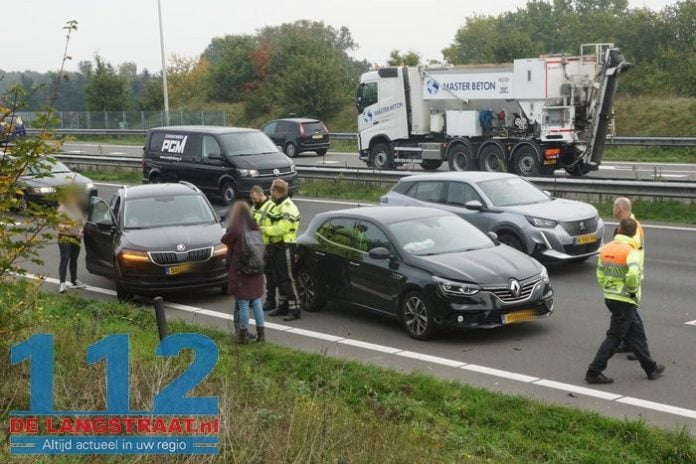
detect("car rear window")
[302,122,327,134]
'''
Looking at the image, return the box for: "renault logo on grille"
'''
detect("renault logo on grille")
[176,244,186,252]
[508,278,522,298]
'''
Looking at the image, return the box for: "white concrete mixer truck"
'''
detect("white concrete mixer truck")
[355,43,630,176]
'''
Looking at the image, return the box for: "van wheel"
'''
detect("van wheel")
[285,142,297,158]
[447,143,474,171]
[421,160,442,171]
[220,182,237,205]
[315,149,327,156]
[401,291,435,340]
[149,173,162,184]
[371,143,395,170]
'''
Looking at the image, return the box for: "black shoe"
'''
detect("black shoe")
[647,364,665,380]
[262,305,276,312]
[585,373,614,384]
[283,313,301,322]
[627,353,638,361]
[269,309,289,317]
[236,329,249,345]
[256,327,265,343]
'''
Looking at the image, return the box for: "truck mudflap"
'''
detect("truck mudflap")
[583,48,632,169]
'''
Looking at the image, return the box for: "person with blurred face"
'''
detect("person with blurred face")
[249,185,277,312]
[57,186,87,293]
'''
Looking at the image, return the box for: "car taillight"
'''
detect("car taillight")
[299,123,306,137]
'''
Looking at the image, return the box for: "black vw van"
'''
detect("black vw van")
[142,126,299,204]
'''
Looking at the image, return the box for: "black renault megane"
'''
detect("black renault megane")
[295,206,553,339]
[83,182,228,301]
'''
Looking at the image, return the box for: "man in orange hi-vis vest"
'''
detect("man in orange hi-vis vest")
[612,197,646,359]
[585,218,664,385]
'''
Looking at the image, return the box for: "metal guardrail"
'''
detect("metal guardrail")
[53,154,696,200]
[28,128,696,147]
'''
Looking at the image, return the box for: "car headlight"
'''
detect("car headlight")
[540,266,549,283]
[213,243,227,257]
[289,163,296,173]
[526,216,558,228]
[31,186,56,194]
[84,182,95,190]
[119,249,150,263]
[433,276,481,296]
[237,169,259,177]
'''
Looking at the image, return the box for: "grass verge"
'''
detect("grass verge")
[84,168,142,184]
[1,281,695,463]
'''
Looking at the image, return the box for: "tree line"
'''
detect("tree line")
[1,1,694,123]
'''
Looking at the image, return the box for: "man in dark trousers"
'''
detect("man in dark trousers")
[585,218,664,384]
[263,179,302,322]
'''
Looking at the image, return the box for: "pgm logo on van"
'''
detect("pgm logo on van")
[161,134,188,154]
[362,109,373,124]
[425,78,440,96]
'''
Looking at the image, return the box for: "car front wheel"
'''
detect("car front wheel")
[285,142,297,158]
[297,269,325,312]
[401,291,435,340]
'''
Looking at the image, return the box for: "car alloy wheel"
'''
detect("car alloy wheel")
[401,292,433,339]
[297,269,325,312]
[220,182,236,205]
[285,143,297,158]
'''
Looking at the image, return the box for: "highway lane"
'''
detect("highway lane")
[18,184,696,432]
[60,142,696,182]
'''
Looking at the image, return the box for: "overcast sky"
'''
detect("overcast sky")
[4,0,677,73]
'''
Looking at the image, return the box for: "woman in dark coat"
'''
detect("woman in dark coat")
[221,201,265,343]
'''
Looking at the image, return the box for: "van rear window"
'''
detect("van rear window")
[302,122,326,134]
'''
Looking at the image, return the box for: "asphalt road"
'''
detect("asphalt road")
[61,142,696,182]
[18,182,696,432]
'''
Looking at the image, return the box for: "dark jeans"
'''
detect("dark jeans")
[58,239,81,284]
[587,299,657,376]
[269,243,300,316]
[264,248,277,309]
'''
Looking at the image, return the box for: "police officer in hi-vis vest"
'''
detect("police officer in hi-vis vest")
[262,179,302,322]
[250,185,277,312]
[585,218,664,384]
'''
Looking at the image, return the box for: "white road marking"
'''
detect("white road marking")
[617,397,696,420]
[684,320,696,326]
[533,379,622,401]
[314,160,339,164]
[16,269,696,423]
[67,150,84,154]
[110,152,127,156]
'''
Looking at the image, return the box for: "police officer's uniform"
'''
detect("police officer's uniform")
[263,195,301,320]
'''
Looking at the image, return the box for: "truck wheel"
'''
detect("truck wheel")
[512,145,541,177]
[478,143,507,172]
[447,143,474,171]
[370,143,395,170]
[421,160,442,171]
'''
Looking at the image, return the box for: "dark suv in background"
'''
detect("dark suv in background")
[262,118,330,157]
[142,126,299,205]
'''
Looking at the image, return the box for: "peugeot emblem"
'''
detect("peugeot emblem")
[508,278,521,298]
[273,168,280,176]
[578,221,586,232]
[176,244,186,252]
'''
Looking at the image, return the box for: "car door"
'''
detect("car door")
[348,221,405,314]
[438,181,496,232]
[314,217,360,300]
[83,196,118,277]
[192,135,227,193]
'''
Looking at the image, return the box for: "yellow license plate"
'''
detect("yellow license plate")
[576,233,598,245]
[503,309,538,325]
[165,264,191,276]
[312,134,323,139]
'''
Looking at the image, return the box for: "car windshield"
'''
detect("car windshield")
[388,214,493,256]
[219,131,279,156]
[50,161,71,173]
[123,195,217,229]
[477,177,549,207]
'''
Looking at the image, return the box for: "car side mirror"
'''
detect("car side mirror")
[464,200,484,211]
[96,218,114,230]
[487,231,500,244]
[208,152,222,160]
[368,247,391,260]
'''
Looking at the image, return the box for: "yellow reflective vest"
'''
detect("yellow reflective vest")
[252,199,274,244]
[263,196,300,244]
[596,234,642,305]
